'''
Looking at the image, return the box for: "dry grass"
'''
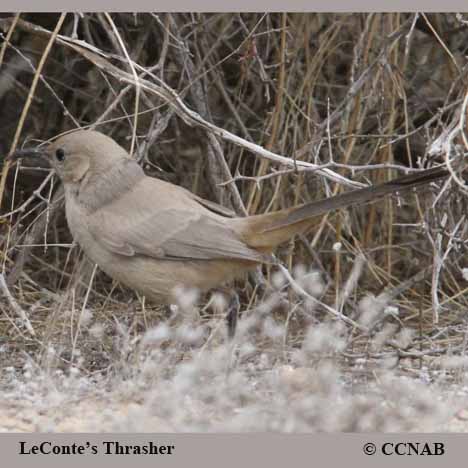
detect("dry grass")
[1,12,468,431]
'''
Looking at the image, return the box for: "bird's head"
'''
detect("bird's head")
[10,130,131,184]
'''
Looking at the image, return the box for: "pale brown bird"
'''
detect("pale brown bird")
[11,130,450,329]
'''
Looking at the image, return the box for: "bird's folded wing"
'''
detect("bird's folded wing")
[189,192,236,217]
[87,203,267,262]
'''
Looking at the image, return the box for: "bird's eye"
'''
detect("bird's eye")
[55,148,65,162]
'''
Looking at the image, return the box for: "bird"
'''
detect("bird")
[10,130,451,333]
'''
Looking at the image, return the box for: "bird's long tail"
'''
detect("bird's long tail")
[238,165,450,250]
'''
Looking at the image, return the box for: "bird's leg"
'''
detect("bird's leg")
[219,289,241,377]
[226,291,240,340]
[211,287,240,339]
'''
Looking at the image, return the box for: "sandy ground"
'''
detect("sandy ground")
[2,296,468,432]
[2,362,468,432]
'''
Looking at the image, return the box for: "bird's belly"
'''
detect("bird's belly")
[102,256,258,303]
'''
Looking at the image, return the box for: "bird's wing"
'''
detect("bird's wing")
[87,178,266,262]
[189,192,236,217]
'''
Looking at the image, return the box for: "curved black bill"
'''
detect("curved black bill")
[8,148,48,161]
[7,148,50,168]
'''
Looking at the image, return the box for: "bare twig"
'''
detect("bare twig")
[0,272,35,335]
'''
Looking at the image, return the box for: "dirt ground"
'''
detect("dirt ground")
[2,349,468,432]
